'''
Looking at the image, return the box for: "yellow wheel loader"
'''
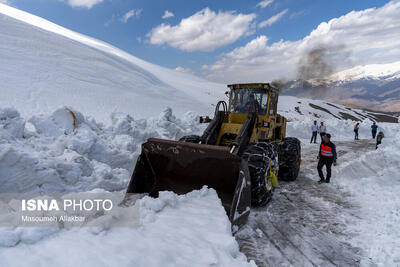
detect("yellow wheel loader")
[127,83,301,228]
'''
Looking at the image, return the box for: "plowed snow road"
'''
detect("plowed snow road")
[236,139,377,267]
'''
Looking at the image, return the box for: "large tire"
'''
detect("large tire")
[242,142,278,207]
[278,137,301,181]
[178,135,201,143]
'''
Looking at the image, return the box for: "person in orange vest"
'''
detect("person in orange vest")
[317,133,337,183]
[354,123,360,140]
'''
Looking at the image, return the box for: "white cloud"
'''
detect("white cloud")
[204,1,400,83]
[148,8,256,52]
[0,0,10,5]
[67,0,103,9]
[162,10,174,19]
[259,9,288,28]
[290,9,308,19]
[257,0,274,9]
[175,66,193,74]
[120,9,142,23]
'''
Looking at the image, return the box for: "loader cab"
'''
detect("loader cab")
[229,87,269,115]
[217,83,285,145]
[227,83,278,119]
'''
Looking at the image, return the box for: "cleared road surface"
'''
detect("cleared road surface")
[236,139,377,267]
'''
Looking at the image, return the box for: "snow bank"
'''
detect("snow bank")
[0,108,254,266]
[0,108,25,138]
[0,107,203,194]
[1,105,396,195]
[0,187,255,267]
[332,129,400,265]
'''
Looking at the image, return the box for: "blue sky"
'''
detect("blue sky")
[3,0,397,81]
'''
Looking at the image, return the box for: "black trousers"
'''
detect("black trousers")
[372,131,377,139]
[320,132,326,141]
[311,131,317,143]
[318,157,334,181]
[376,140,381,149]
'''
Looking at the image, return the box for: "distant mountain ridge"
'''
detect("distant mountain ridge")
[282,61,400,112]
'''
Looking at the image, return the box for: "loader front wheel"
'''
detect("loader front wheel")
[178,135,201,143]
[278,137,301,181]
[242,142,277,207]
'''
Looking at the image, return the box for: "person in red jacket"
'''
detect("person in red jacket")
[354,123,360,140]
[317,133,337,183]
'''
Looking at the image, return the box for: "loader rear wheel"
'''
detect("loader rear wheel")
[178,135,201,143]
[242,142,277,207]
[278,137,301,181]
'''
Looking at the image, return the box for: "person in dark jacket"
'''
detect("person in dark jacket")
[376,131,384,149]
[244,94,260,113]
[371,122,378,139]
[317,133,337,183]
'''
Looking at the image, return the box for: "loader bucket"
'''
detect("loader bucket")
[127,138,251,228]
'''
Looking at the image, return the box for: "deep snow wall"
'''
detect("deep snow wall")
[0,107,203,194]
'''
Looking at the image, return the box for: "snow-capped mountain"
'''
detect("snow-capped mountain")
[282,61,400,112]
[332,61,400,82]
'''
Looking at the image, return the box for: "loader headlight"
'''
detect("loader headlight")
[263,121,270,127]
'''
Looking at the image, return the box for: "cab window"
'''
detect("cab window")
[269,91,277,115]
[230,88,268,115]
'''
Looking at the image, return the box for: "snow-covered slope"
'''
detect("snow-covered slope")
[278,96,398,140]
[278,96,397,122]
[0,3,225,122]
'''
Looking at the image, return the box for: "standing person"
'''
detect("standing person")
[354,123,360,140]
[371,122,378,139]
[376,131,384,149]
[317,134,337,183]
[310,121,318,144]
[319,122,327,142]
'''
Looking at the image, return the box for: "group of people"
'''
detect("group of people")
[311,121,384,149]
[310,120,385,184]
[354,122,384,149]
[310,121,327,144]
